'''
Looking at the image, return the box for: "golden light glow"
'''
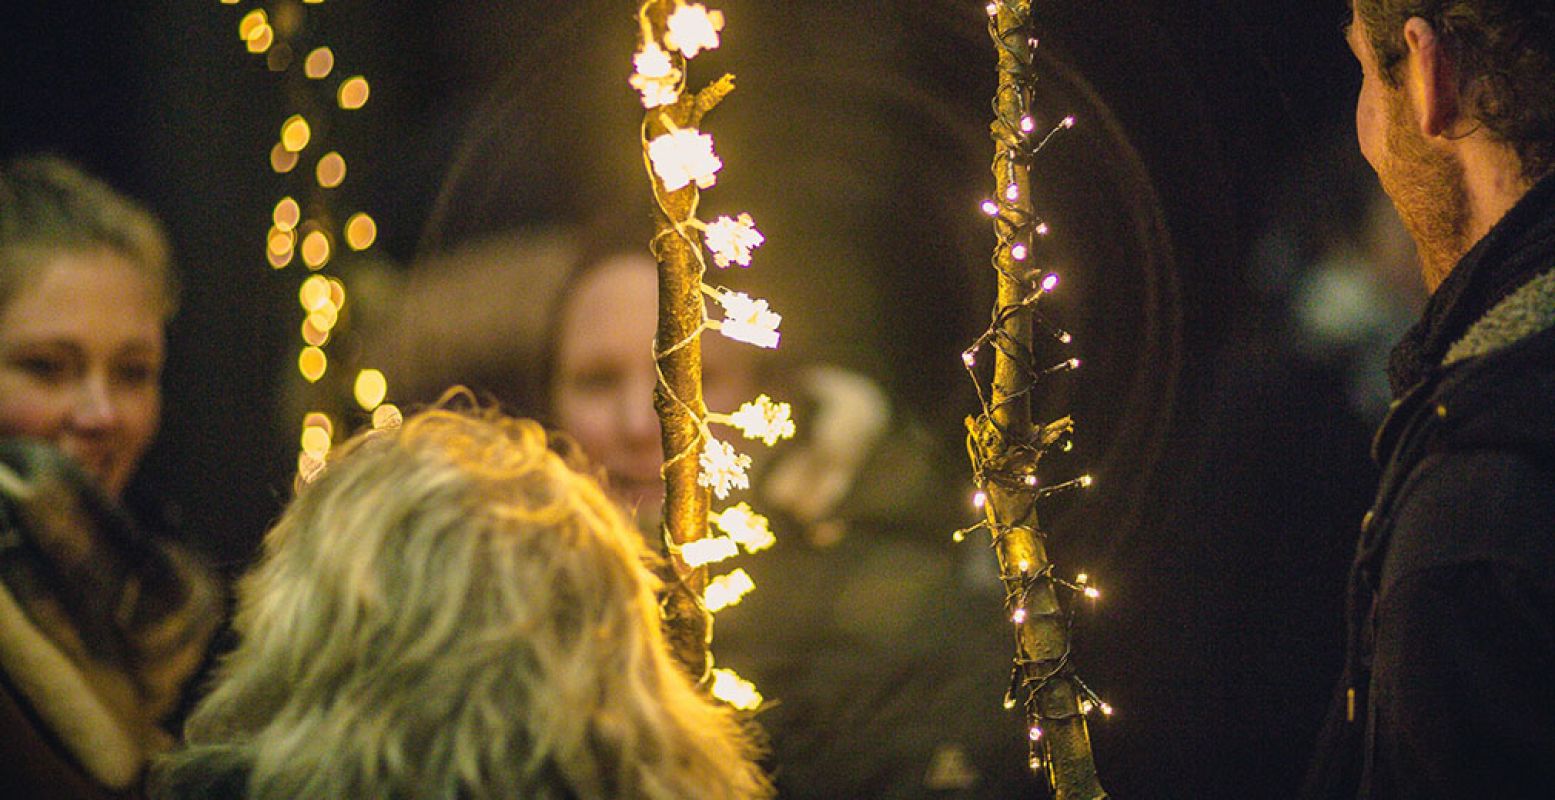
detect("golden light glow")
[724,394,795,446]
[280,114,311,153]
[304,47,335,79]
[681,536,739,568]
[273,197,301,231]
[298,452,326,484]
[270,142,299,174]
[238,10,268,41]
[664,3,725,58]
[307,304,339,333]
[302,411,334,438]
[710,668,763,711]
[714,290,781,349]
[630,42,682,108]
[298,346,327,382]
[344,212,377,250]
[711,502,775,553]
[327,277,347,309]
[299,275,332,311]
[300,425,332,457]
[300,230,331,269]
[246,24,275,54]
[704,568,756,613]
[268,244,294,269]
[703,213,764,268]
[316,151,346,188]
[372,403,403,430]
[353,368,388,411]
[338,76,370,110]
[647,128,722,192]
[301,317,330,347]
[268,227,296,257]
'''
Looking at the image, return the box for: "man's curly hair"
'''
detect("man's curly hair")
[1355,0,1555,181]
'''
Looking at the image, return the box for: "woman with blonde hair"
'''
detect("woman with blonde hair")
[151,402,771,800]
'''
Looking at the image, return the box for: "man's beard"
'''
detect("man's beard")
[1377,91,1471,290]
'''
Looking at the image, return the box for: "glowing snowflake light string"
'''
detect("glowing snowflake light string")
[632,0,791,712]
[958,1,1109,797]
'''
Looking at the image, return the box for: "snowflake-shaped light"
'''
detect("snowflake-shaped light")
[647,128,722,192]
[726,394,795,446]
[680,535,739,568]
[710,667,763,710]
[704,568,756,613]
[704,213,764,268]
[665,3,725,59]
[714,290,781,349]
[713,502,775,553]
[698,436,752,499]
[630,42,682,108]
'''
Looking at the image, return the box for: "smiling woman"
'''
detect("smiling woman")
[0,156,219,799]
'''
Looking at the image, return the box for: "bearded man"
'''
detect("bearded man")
[1304,2,1555,798]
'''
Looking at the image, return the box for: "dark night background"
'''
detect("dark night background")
[2,1,1399,797]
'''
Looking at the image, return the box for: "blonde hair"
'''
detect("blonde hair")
[0,155,177,318]
[154,404,770,799]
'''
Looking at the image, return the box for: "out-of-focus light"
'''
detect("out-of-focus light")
[344,212,377,250]
[297,452,326,483]
[981,199,1000,216]
[316,152,346,188]
[1041,273,1059,292]
[973,490,987,509]
[280,115,311,152]
[301,317,329,347]
[298,346,327,382]
[300,425,332,457]
[353,368,387,411]
[326,277,346,309]
[1011,243,1028,261]
[270,143,299,174]
[273,197,301,231]
[268,227,296,258]
[304,47,335,79]
[300,230,331,269]
[308,304,339,333]
[238,10,268,41]
[302,413,334,439]
[299,275,332,311]
[372,403,403,430]
[338,76,370,110]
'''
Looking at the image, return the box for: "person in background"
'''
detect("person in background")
[1306,2,1555,796]
[0,156,221,798]
[151,402,772,800]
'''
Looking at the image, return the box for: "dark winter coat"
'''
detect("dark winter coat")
[1305,174,1555,798]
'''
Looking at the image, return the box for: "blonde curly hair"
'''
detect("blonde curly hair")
[153,403,770,799]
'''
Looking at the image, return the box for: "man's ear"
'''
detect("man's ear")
[1402,16,1460,137]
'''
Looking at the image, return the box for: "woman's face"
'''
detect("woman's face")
[0,249,165,498]
[551,254,755,518]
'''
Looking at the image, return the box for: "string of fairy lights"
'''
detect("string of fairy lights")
[957,0,1109,793]
[222,0,398,481]
[632,0,792,711]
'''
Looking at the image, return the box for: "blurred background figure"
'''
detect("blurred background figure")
[0,156,221,799]
[152,403,772,800]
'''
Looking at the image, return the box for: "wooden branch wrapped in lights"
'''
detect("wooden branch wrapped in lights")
[632,0,791,708]
[957,1,1109,796]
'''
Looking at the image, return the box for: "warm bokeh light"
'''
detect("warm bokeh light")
[299,275,331,311]
[372,404,403,430]
[304,46,334,79]
[301,316,330,347]
[316,151,346,188]
[327,277,346,309]
[344,212,377,250]
[307,304,339,333]
[300,230,331,269]
[238,9,267,41]
[280,114,311,153]
[270,142,299,173]
[338,76,370,110]
[704,568,756,613]
[298,346,327,382]
[267,244,294,269]
[246,24,274,54]
[268,227,296,258]
[300,425,332,457]
[709,668,762,711]
[353,368,388,411]
[273,196,301,231]
[302,411,335,438]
